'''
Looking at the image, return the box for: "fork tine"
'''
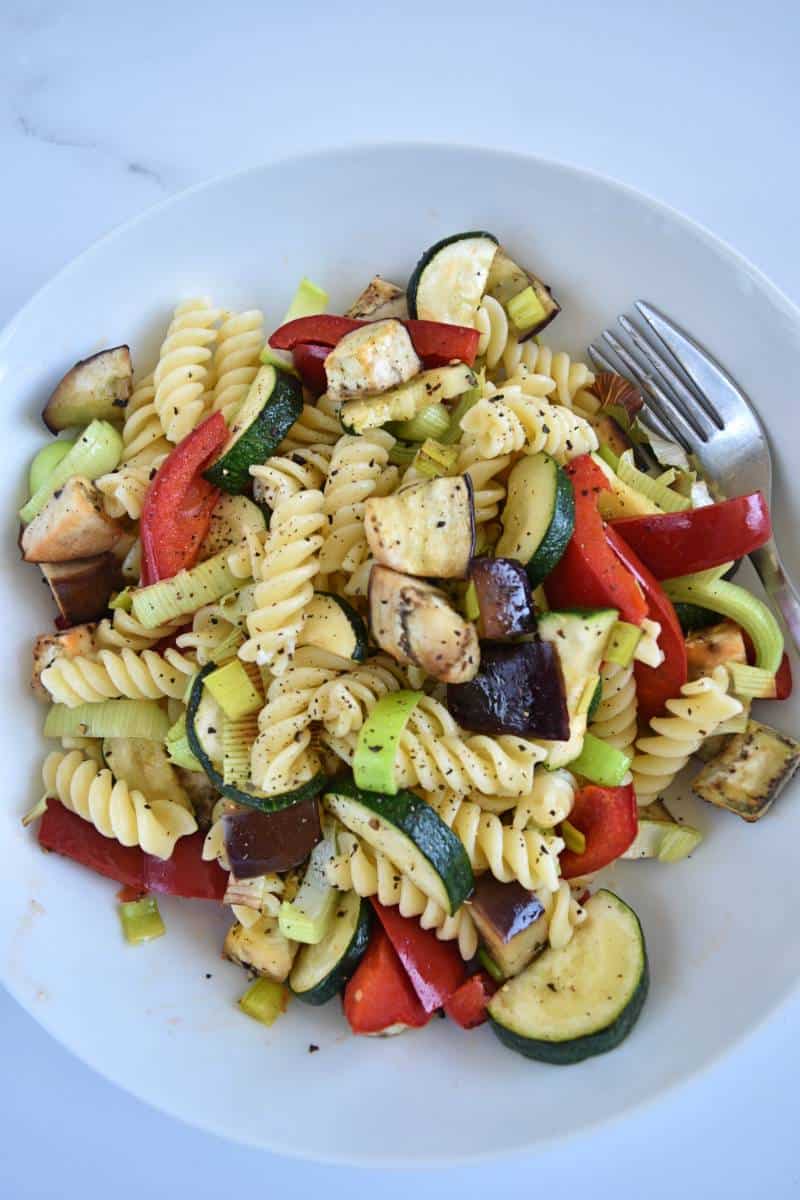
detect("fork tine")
[600,331,698,453]
[634,303,732,430]
[587,345,617,375]
[617,315,712,441]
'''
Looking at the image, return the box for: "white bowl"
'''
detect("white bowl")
[2,145,799,1166]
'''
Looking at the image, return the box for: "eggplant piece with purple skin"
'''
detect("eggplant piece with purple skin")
[364,475,475,579]
[223,798,321,879]
[469,875,549,977]
[43,346,133,432]
[468,556,536,640]
[447,641,570,740]
[40,553,123,625]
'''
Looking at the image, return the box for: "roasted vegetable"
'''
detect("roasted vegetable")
[586,411,633,459]
[692,719,800,822]
[447,641,570,739]
[43,346,133,432]
[686,621,747,681]
[369,565,479,684]
[41,553,123,625]
[340,363,475,434]
[31,624,95,700]
[21,477,124,563]
[346,277,408,321]
[224,919,296,982]
[324,319,421,401]
[485,246,560,337]
[469,875,548,978]
[468,557,536,639]
[364,475,475,578]
[223,799,322,878]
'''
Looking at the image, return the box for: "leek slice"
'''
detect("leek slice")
[44,700,170,741]
[238,977,288,1026]
[353,691,423,794]
[605,621,643,668]
[28,439,75,495]
[561,819,587,854]
[728,662,777,699]
[203,659,262,720]
[20,420,123,523]
[131,551,241,629]
[118,896,165,945]
[278,821,338,945]
[616,449,690,513]
[390,403,451,442]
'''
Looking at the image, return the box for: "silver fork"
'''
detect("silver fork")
[589,302,800,654]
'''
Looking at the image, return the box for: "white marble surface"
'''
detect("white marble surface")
[2,0,800,1195]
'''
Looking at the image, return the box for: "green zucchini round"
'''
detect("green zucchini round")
[204,366,303,494]
[407,231,498,324]
[290,891,372,1005]
[496,453,575,588]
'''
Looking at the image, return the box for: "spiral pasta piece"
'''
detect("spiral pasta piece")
[211,309,265,424]
[249,646,349,793]
[94,610,182,652]
[153,298,221,443]
[120,372,171,465]
[511,769,577,831]
[323,695,545,798]
[430,790,564,891]
[280,393,342,450]
[40,647,196,706]
[502,341,594,406]
[457,444,513,524]
[250,444,333,512]
[96,457,165,520]
[546,880,588,951]
[475,294,510,369]
[177,606,241,665]
[326,830,478,960]
[238,489,326,672]
[589,661,638,759]
[319,430,395,576]
[43,749,196,859]
[631,667,743,802]
[308,655,406,738]
[459,387,598,462]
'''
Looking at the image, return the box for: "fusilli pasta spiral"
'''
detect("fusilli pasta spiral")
[43,749,196,859]
[502,341,594,406]
[96,458,164,520]
[280,393,341,450]
[511,768,577,831]
[238,490,326,671]
[475,294,510,369]
[589,661,638,759]
[457,445,513,524]
[319,430,395,576]
[120,372,170,465]
[94,610,182,652]
[250,444,333,512]
[153,298,221,443]
[631,667,743,802]
[308,655,406,738]
[41,647,196,706]
[459,388,598,462]
[211,309,264,424]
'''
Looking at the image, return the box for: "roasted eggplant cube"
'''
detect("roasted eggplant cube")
[223,798,321,878]
[41,553,123,625]
[469,876,548,978]
[447,641,570,739]
[692,720,800,822]
[224,919,295,982]
[346,277,408,321]
[468,557,536,639]
[369,565,480,684]
[43,346,133,432]
[21,477,124,563]
[364,475,475,578]
[31,624,96,700]
[485,247,560,338]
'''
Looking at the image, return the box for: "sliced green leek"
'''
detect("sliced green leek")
[388,440,418,467]
[605,620,643,668]
[463,579,481,622]
[238,977,288,1027]
[561,819,587,854]
[354,691,423,794]
[596,443,620,473]
[412,439,459,479]
[568,732,631,787]
[203,659,262,720]
[222,712,258,787]
[108,587,134,613]
[616,449,689,513]
[118,896,165,945]
[507,285,547,334]
[663,575,783,674]
[283,277,328,321]
[440,369,485,444]
[390,403,451,442]
[207,626,246,665]
[20,419,123,523]
[165,713,203,771]
[28,439,75,495]
[131,550,241,629]
[728,662,777,699]
[44,700,170,741]
[477,946,505,983]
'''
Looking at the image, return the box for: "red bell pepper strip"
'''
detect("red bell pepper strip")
[292,343,329,396]
[269,314,479,368]
[560,784,638,878]
[544,455,649,625]
[606,526,688,720]
[38,802,227,899]
[140,412,228,586]
[370,899,466,1012]
[143,831,227,900]
[444,971,498,1029]
[343,923,432,1034]
[610,493,771,580]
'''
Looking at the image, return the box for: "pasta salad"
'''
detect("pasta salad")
[20,231,800,1061]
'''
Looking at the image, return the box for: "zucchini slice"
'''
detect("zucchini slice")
[488,890,648,1063]
[204,366,303,493]
[496,453,575,588]
[290,890,372,1005]
[340,363,475,435]
[186,667,326,813]
[407,232,498,325]
[324,779,474,915]
[297,592,368,662]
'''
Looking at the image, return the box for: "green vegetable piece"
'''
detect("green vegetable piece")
[131,550,240,629]
[561,819,587,854]
[596,442,620,473]
[278,826,337,945]
[478,946,505,983]
[108,587,134,613]
[118,896,165,945]
[44,699,170,741]
[390,403,451,443]
[506,285,547,334]
[283,277,328,321]
[238,977,288,1027]
[203,659,262,720]
[28,440,75,495]
[728,661,777,699]
[664,575,784,674]
[616,449,690,513]
[605,620,643,668]
[354,691,424,794]
[165,714,203,771]
[20,419,123,523]
[568,732,631,787]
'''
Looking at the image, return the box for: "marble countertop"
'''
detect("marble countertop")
[2,1,800,1196]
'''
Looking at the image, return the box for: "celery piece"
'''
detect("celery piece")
[203,659,262,720]
[20,420,123,523]
[118,896,165,945]
[616,449,690,513]
[561,819,587,855]
[412,439,459,479]
[658,826,704,863]
[507,285,547,334]
[131,550,240,629]
[728,662,777,699]
[390,403,451,443]
[44,700,170,741]
[440,370,485,444]
[165,714,203,771]
[568,732,631,787]
[596,443,620,473]
[354,691,424,794]
[663,576,783,674]
[388,441,418,467]
[238,977,288,1027]
[477,946,505,983]
[283,277,328,322]
[605,620,643,668]
[28,439,75,495]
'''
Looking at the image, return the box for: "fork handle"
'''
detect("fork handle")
[750,538,800,656]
